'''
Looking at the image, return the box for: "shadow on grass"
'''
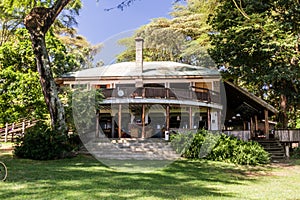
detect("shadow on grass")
[0,154,267,199]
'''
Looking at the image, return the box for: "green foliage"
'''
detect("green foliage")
[209,134,270,165]
[14,121,79,160]
[0,66,46,125]
[291,147,300,159]
[171,130,270,165]
[0,27,94,127]
[0,0,82,27]
[208,0,300,128]
[0,29,46,126]
[117,0,219,66]
[72,87,104,134]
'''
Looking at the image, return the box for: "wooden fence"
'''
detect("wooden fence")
[275,129,300,143]
[223,129,300,143]
[0,119,38,142]
[223,130,251,141]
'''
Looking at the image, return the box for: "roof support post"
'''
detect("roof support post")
[254,115,258,133]
[207,108,211,130]
[166,105,170,131]
[142,104,145,138]
[118,104,122,138]
[111,115,115,138]
[189,107,193,129]
[264,109,269,139]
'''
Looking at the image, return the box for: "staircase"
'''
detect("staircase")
[256,139,286,161]
[82,138,181,161]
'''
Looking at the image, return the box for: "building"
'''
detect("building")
[56,38,277,140]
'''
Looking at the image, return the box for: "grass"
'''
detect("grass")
[0,152,300,199]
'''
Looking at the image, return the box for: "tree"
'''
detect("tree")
[2,0,178,132]
[0,26,91,126]
[22,0,81,132]
[117,0,219,67]
[208,0,300,128]
[20,0,152,132]
[0,0,97,130]
[0,28,46,126]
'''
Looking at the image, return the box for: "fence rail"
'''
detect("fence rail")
[223,130,251,141]
[0,119,38,142]
[275,129,300,142]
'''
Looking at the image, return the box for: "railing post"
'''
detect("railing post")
[5,123,8,143]
[22,121,25,134]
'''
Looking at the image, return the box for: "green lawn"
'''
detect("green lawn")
[0,153,300,200]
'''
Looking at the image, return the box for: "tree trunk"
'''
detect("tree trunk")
[279,94,288,128]
[29,32,66,132]
[24,1,71,132]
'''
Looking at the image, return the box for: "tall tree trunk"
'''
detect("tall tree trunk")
[24,1,71,132]
[279,94,288,128]
[29,31,66,132]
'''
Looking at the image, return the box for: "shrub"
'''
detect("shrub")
[171,130,270,165]
[14,122,78,160]
[291,147,300,159]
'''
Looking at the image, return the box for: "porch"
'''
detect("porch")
[97,103,220,139]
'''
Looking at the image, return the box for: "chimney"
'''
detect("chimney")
[135,37,144,74]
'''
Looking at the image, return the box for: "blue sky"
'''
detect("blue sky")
[76,0,176,45]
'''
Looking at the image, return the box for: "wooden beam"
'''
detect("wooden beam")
[166,105,170,131]
[111,116,115,138]
[264,109,269,139]
[250,117,254,138]
[254,115,258,132]
[118,104,122,138]
[142,104,145,138]
[207,108,211,130]
[189,107,193,129]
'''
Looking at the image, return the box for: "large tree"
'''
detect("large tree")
[208,0,300,128]
[1,0,178,132]
[0,0,95,130]
[23,0,79,132]
[117,0,218,66]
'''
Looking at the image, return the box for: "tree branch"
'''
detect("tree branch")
[232,0,250,20]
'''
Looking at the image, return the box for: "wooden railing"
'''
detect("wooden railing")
[223,130,251,141]
[102,87,220,104]
[221,130,300,143]
[0,119,38,142]
[275,129,300,142]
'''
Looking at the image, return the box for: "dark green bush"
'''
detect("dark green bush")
[291,147,300,159]
[14,122,78,160]
[171,130,270,165]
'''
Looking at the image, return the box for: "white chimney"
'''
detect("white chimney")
[135,37,144,74]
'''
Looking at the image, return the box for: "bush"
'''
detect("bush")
[291,147,300,159]
[171,130,270,165]
[14,122,79,160]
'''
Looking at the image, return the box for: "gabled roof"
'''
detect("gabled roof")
[62,61,220,79]
[225,81,278,115]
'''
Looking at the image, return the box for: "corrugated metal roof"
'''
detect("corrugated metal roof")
[62,61,220,78]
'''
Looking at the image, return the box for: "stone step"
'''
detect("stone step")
[256,139,286,160]
[83,138,180,160]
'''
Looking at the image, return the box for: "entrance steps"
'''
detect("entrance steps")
[256,139,286,161]
[82,138,181,160]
